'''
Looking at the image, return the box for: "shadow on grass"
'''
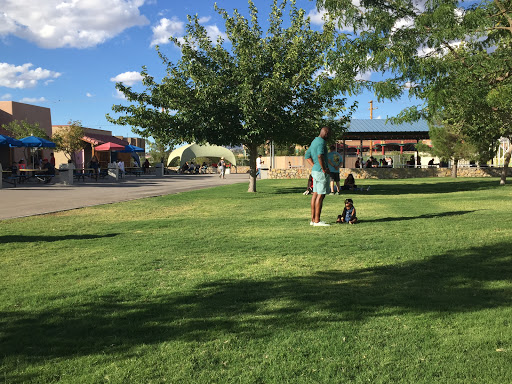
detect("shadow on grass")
[272,179,501,196]
[360,210,477,223]
[0,233,119,243]
[1,242,511,364]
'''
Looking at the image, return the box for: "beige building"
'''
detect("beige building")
[52,125,145,169]
[0,100,145,170]
[0,101,53,168]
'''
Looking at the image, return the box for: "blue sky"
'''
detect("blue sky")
[0,0,419,139]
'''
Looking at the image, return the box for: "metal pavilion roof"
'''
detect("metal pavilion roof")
[342,119,429,140]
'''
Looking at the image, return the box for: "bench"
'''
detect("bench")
[35,174,54,184]
[2,175,18,187]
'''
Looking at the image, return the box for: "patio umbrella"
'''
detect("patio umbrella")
[20,136,56,168]
[20,136,56,148]
[94,142,125,151]
[120,144,145,153]
[0,135,23,147]
[94,142,126,163]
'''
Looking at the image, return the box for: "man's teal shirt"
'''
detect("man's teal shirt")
[305,137,327,172]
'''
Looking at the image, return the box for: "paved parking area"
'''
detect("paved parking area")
[0,173,248,220]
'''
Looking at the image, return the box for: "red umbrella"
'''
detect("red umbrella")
[94,142,125,151]
[94,142,126,163]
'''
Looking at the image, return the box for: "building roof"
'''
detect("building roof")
[82,133,129,147]
[342,119,429,140]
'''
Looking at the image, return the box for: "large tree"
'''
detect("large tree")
[108,0,355,192]
[318,0,512,184]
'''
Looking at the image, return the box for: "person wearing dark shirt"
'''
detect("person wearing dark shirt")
[41,158,55,183]
[42,158,55,175]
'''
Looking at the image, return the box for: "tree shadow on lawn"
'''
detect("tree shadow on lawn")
[360,210,477,223]
[1,242,511,363]
[273,179,501,196]
[0,233,119,244]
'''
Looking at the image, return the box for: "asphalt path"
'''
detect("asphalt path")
[0,173,248,220]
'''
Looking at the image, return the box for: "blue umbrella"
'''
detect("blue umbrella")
[0,134,23,147]
[20,136,56,148]
[121,144,145,153]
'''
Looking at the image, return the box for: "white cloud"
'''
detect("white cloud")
[0,62,61,89]
[114,89,127,100]
[20,97,47,103]
[110,71,143,86]
[355,70,372,81]
[86,92,94,97]
[150,17,185,46]
[150,16,226,46]
[205,25,227,42]
[308,8,328,25]
[198,16,212,24]
[1,93,12,100]
[0,0,149,48]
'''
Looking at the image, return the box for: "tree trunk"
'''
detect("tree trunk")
[247,143,258,193]
[500,145,511,185]
[451,159,458,178]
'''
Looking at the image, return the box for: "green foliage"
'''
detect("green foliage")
[427,124,477,163]
[52,121,86,163]
[1,119,48,139]
[146,139,171,164]
[2,179,512,382]
[318,0,512,182]
[108,0,357,190]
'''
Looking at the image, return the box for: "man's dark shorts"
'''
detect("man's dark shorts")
[329,172,340,182]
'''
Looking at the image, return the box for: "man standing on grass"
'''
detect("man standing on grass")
[305,127,331,226]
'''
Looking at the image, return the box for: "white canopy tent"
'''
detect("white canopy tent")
[167,143,237,167]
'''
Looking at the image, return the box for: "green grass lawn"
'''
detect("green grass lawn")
[1,177,511,383]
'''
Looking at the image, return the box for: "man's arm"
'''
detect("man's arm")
[306,158,314,167]
[318,154,328,173]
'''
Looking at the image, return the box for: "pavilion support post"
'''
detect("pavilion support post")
[0,163,3,189]
[342,139,346,168]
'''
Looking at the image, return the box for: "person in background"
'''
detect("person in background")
[143,159,150,174]
[218,157,226,179]
[327,144,342,195]
[90,155,99,176]
[342,173,357,191]
[41,158,55,183]
[50,153,56,167]
[118,159,125,176]
[256,154,263,177]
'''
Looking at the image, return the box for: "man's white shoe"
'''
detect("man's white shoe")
[313,221,330,226]
[310,221,314,225]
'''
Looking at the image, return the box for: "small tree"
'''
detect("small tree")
[418,123,477,178]
[2,119,49,162]
[146,139,171,164]
[52,121,86,164]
